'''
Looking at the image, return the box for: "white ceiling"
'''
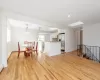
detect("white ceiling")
[8,19,40,29]
[1,0,100,28]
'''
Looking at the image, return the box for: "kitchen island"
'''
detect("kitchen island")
[44,42,61,56]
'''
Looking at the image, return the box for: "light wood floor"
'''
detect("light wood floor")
[0,51,100,80]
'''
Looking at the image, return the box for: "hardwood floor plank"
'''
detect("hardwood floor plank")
[0,52,100,80]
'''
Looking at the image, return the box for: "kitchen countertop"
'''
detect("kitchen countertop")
[45,41,61,42]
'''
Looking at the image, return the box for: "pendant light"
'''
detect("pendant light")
[25,24,30,34]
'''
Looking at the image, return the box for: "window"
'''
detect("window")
[38,35,45,41]
[7,28,11,42]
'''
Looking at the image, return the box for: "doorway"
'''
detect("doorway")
[80,30,83,45]
[80,30,83,54]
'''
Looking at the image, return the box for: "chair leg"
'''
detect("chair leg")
[17,52,20,58]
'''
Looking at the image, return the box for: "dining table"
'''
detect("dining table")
[22,42,34,57]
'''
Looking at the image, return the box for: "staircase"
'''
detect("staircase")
[77,45,100,62]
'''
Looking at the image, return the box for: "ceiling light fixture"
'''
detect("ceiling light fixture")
[68,21,84,27]
[25,24,30,34]
[26,24,28,32]
[50,28,58,30]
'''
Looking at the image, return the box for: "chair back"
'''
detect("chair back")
[24,41,28,44]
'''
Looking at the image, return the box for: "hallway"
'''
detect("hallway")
[0,52,100,80]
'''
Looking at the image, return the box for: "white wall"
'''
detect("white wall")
[50,32,58,41]
[1,20,7,67]
[57,28,77,52]
[7,42,12,58]
[11,27,39,51]
[83,23,100,46]
[75,30,80,45]
[44,34,50,41]
[0,10,8,67]
[0,17,3,71]
[65,28,77,52]
[83,23,100,60]
[7,21,12,58]
[49,28,77,52]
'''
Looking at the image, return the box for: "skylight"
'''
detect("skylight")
[68,21,84,27]
[8,19,40,29]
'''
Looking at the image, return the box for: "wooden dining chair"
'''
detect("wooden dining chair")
[17,42,20,58]
[33,41,35,49]
[33,42,38,55]
[24,41,28,44]
[17,41,33,58]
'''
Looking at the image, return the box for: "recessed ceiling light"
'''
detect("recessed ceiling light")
[68,14,71,18]
[49,28,58,30]
[68,21,84,27]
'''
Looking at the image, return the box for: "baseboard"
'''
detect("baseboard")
[71,50,77,52]
[7,51,14,62]
[0,64,3,73]
[12,51,25,53]
[8,52,12,58]
[65,49,77,53]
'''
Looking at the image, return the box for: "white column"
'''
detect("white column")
[0,21,2,68]
[1,14,7,67]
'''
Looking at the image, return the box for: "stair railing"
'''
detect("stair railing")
[77,44,100,62]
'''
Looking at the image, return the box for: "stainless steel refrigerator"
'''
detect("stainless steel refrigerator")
[58,33,65,52]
